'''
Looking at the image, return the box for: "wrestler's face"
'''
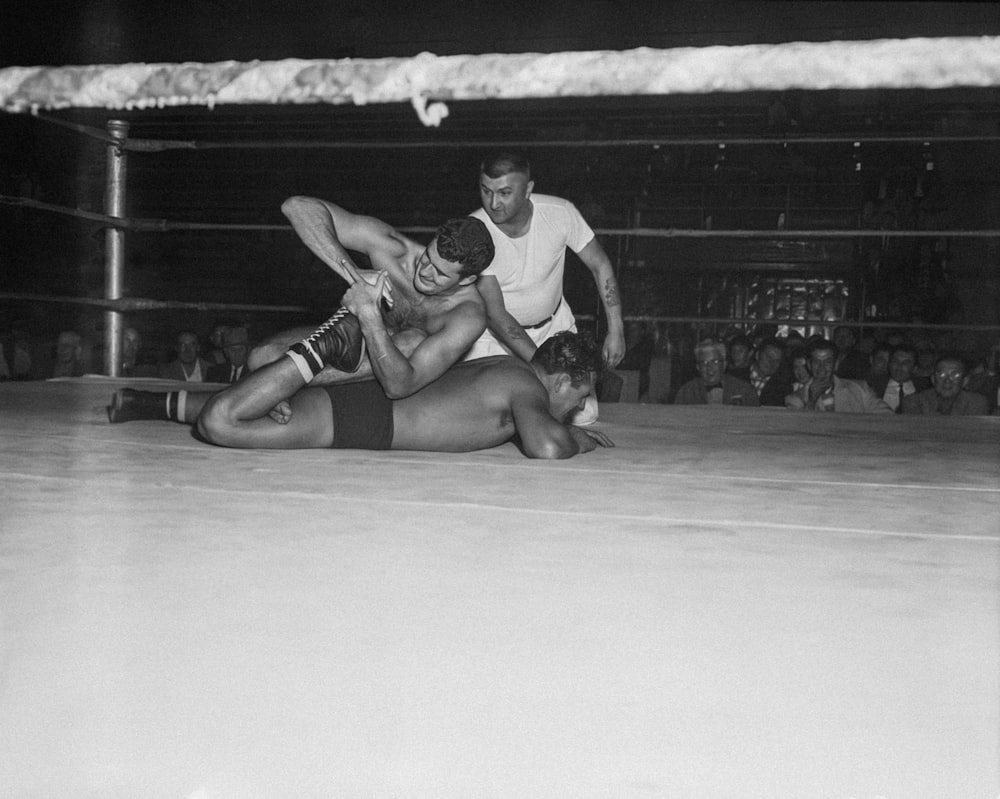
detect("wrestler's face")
[479,171,533,227]
[549,371,596,423]
[413,240,469,295]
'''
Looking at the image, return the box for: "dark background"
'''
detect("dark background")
[2,1,999,372]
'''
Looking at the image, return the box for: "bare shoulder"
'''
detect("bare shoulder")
[425,285,486,333]
[466,356,541,395]
[365,226,414,267]
[443,290,486,322]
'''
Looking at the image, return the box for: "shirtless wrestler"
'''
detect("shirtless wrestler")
[180,331,612,459]
[108,198,495,426]
[253,195,495,398]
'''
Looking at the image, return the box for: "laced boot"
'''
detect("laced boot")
[287,307,365,381]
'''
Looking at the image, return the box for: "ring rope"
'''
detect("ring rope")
[5,197,1000,239]
[3,38,1000,124]
[0,292,311,314]
[2,292,995,333]
[31,115,1000,151]
[123,133,1000,151]
[570,315,1000,332]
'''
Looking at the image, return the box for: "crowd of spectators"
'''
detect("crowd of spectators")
[0,318,254,384]
[3,315,999,418]
[620,323,999,416]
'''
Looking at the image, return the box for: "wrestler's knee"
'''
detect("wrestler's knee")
[247,343,282,373]
[196,393,235,445]
[247,326,313,373]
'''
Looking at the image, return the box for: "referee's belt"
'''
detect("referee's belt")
[522,298,563,330]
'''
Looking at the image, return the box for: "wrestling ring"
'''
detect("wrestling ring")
[1,40,999,799]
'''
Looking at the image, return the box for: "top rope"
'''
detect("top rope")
[2,38,999,125]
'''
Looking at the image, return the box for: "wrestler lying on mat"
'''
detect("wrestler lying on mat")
[250,196,495,399]
[108,331,613,459]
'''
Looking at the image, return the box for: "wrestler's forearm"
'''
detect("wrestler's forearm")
[281,197,353,281]
[356,307,418,399]
[523,427,581,459]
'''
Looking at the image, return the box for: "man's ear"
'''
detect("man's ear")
[526,179,535,198]
[554,371,572,393]
[457,274,477,286]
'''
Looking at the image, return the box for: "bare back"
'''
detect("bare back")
[390,356,544,451]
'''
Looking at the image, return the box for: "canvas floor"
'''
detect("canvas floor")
[1,377,998,799]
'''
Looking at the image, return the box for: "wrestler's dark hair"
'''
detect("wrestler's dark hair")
[532,331,603,387]
[435,216,495,277]
[480,149,531,180]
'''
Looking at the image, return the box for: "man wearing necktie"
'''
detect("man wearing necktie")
[206,326,251,384]
[870,345,931,413]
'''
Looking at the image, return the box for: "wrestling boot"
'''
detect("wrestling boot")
[289,306,366,376]
[107,388,169,423]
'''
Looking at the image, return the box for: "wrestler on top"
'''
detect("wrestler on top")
[246,198,495,401]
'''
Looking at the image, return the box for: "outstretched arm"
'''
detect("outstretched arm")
[281,195,406,284]
[476,274,537,362]
[576,238,626,368]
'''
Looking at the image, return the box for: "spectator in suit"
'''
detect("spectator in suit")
[206,326,251,383]
[748,337,793,406]
[205,322,230,366]
[51,330,86,378]
[790,350,810,393]
[119,327,159,378]
[786,338,890,413]
[160,331,210,382]
[864,342,893,389]
[962,339,999,411]
[868,344,932,413]
[725,333,753,382]
[832,325,869,380]
[675,338,759,407]
[902,354,990,416]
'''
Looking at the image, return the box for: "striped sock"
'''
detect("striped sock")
[287,342,323,383]
[164,390,188,421]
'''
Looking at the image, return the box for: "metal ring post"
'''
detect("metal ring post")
[103,119,129,376]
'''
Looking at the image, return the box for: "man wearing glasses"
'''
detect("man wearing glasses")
[674,338,759,406]
[901,354,990,415]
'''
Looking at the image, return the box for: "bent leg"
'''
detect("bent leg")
[198,356,333,448]
[108,388,217,424]
[248,325,426,386]
[247,326,313,372]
